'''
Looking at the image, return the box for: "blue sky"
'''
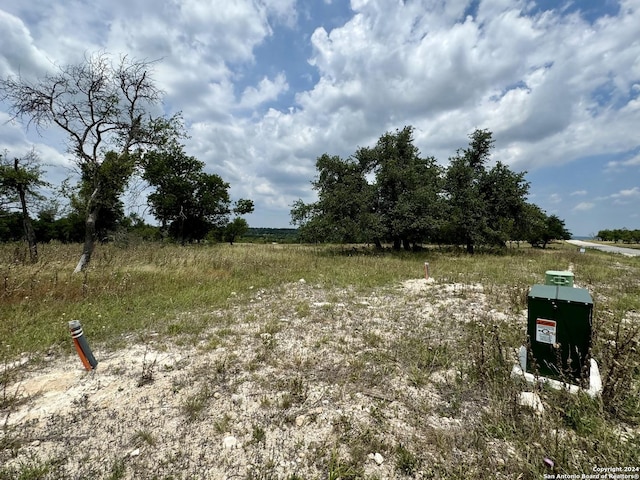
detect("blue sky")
[1,0,639,236]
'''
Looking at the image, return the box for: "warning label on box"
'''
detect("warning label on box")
[536,318,556,344]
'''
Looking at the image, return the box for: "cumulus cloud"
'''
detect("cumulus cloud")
[1,0,640,229]
[239,74,289,110]
[571,190,588,196]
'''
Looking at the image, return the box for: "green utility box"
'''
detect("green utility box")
[545,270,574,287]
[527,285,593,383]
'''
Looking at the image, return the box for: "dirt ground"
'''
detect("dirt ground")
[2,278,526,479]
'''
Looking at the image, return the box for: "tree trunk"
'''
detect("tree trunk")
[466,240,474,254]
[393,238,401,251]
[74,205,100,273]
[374,238,382,249]
[402,238,411,251]
[15,159,38,263]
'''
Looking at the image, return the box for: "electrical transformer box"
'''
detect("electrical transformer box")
[527,285,593,383]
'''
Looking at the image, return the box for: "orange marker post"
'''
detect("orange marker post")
[69,320,98,370]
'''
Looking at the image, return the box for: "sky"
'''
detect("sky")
[0,0,639,237]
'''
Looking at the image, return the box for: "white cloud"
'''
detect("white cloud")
[239,74,289,110]
[0,10,50,79]
[610,186,640,204]
[570,190,587,196]
[549,193,562,204]
[573,202,594,211]
[2,0,640,229]
[605,154,640,172]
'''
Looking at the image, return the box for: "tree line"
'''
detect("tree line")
[596,228,640,243]
[1,53,252,269]
[291,126,571,252]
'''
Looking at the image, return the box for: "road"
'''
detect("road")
[566,240,640,257]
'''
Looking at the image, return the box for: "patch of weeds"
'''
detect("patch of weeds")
[260,320,282,337]
[348,427,388,467]
[1,356,28,412]
[369,402,388,426]
[213,413,233,434]
[347,351,394,388]
[181,385,212,422]
[464,318,510,387]
[131,429,156,447]
[0,427,24,459]
[295,301,310,318]
[506,283,529,312]
[276,376,308,407]
[394,336,451,377]
[216,327,236,338]
[213,356,229,382]
[332,413,354,440]
[244,458,278,480]
[408,365,429,388]
[107,457,127,480]
[555,391,604,436]
[395,444,420,476]
[166,322,190,336]
[259,333,276,351]
[198,335,222,351]
[327,448,363,480]
[252,424,266,444]
[279,393,293,410]
[137,349,157,387]
[362,331,383,348]
[597,310,640,422]
[0,458,51,480]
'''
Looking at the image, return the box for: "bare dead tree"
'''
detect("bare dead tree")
[1,52,181,272]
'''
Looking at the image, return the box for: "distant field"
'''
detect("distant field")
[1,240,638,479]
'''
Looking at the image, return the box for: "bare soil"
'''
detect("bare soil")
[2,278,526,479]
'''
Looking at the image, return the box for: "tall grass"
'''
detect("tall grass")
[1,241,636,356]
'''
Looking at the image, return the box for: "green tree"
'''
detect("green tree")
[291,154,374,244]
[142,146,231,244]
[224,199,255,244]
[526,209,571,248]
[355,126,442,250]
[224,217,249,245]
[1,52,182,272]
[0,150,49,262]
[442,129,529,253]
[544,214,572,245]
[292,127,442,249]
[479,161,529,246]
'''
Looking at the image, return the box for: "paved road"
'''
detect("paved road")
[566,240,640,257]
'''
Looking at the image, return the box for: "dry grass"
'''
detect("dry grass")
[0,240,638,479]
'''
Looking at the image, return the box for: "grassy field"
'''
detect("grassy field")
[1,241,639,479]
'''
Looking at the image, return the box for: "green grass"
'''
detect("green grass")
[0,240,593,356]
